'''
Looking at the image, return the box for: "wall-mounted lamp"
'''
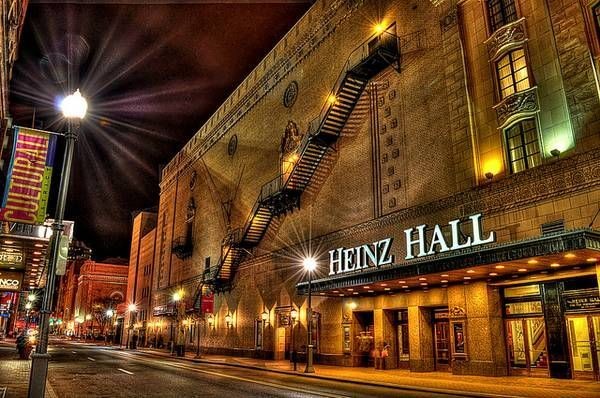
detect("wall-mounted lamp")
[290,308,298,323]
[484,172,494,181]
[348,301,358,310]
[225,313,233,328]
[550,148,561,158]
[207,313,214,328]
[261,310,269,325]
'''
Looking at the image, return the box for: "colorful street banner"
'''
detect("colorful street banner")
[0,127,57,225]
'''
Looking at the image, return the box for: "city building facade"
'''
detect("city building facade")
[149,0,600,380]
[124,211,157,346]
[56,259,128,337]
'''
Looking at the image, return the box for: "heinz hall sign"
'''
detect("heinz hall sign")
[328,214,496,276]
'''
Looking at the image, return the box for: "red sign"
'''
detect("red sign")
[201,293,214,314]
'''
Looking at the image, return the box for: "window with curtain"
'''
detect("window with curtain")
[487,0,518,33]
[505,119,541,174]
[496,48,530,99]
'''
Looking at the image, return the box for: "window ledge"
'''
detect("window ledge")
[485,18,528,61]
[493,86,539,129]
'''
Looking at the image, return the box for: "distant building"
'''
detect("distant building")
[149,0,599,380]
[124,211,157,346]
[55,258,128,337]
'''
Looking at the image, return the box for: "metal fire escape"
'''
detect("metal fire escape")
[204,25,403,291]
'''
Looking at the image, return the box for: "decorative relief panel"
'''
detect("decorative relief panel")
[485,18,527,61]
[493,86,539,128]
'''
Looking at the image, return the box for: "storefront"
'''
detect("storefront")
[297,224,600,379]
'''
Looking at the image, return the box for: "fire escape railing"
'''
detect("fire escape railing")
[204,25,405,288]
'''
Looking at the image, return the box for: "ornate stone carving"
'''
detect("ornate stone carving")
[449,306,466,318]
[440,8,457,32]
[227,134,238,157]
[486,18,527,61]
[280,121,303,157]
[283,81,298,108]
[493,86,538,128]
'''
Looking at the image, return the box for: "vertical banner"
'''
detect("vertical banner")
[0,127,57,225]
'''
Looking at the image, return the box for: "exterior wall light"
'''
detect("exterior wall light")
[290,308,298,322]
[225,313,233,328]
[550,148,561,157]
[128,304,137,312]
[261,310,269,324]
[484,172,494,180]
[207,313,214,328]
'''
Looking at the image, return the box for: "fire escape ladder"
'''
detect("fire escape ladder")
[207,24,401,285]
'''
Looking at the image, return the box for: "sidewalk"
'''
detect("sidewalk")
[0,340,55,398]
[132,346,600,398]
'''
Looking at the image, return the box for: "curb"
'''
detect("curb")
[128,348,523,398]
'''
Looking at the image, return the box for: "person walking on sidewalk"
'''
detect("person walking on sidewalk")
[16,332,30,360]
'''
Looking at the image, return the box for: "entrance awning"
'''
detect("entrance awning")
[297,229,600,296]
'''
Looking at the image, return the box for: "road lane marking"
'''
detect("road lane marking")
[117,368,134,375]
[87,357,95,361]
[109,350,347,397]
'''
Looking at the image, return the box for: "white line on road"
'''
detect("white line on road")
[87,357,95,361]
[117,368,134,375]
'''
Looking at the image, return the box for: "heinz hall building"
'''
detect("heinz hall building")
[141,0,600,381]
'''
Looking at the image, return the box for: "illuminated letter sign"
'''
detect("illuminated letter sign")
[404,213,495,260]
[0,127,57,225]
[0,271,23,292]
[329,238,394,276]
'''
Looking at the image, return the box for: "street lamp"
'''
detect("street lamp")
[29,89,87,398]
[290,308,298,370]
[126,304,137,350]
[171,292,181,355]
[303,257,316,373]
[25,302,32,332]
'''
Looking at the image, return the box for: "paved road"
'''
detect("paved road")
[43,342,467,398]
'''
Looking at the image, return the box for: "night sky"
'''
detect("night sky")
[9,1,311,260]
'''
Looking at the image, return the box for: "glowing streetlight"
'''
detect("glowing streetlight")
[25,303,32,310]
[128,304,137,312]
[29,89,88,397]
[27,294,36,303]
[60,89,88,119]
[303,257,317,373]
[172,291,182,302]
[106,309,114,318]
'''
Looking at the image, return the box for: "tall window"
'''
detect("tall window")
[496,48,530,99]
[487,0,518,33]
[505,119,541,174]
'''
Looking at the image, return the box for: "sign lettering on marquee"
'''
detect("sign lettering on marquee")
[327,214,496,277]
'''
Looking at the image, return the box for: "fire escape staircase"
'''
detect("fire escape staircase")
[204,26,402,289]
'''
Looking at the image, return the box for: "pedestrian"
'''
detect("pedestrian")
[372,342,382,370]
[381,342,390,370]
[16,331,29,360]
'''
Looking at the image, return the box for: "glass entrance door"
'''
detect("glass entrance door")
[567,315,600,380]
[506,317,549,376]
[434,321,450,371]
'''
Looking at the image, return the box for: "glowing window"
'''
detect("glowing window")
[496,48,530,99]
[505,119,541,174]
[487,0,518,33]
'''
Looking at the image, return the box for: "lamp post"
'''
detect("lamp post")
[105,309,114,345]
[25,303,32,332]
[126,304,137,349]
[28,89,87,398]
[85,314,92,340]
[261,309,268,351]
[290,308,298,371]
[303,257,316,373]
[171,292,181,355]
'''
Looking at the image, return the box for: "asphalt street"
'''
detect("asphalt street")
[40,342,467,398]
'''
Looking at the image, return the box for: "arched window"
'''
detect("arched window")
[487,0,518,33]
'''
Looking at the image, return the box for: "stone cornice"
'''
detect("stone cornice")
[160,0,363,190]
